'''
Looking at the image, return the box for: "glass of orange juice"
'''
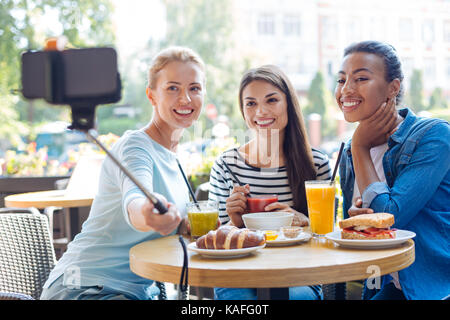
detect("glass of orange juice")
[305,180,335,237]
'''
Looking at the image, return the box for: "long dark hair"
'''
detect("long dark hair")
[238,65,316,215]
[344,40,404,104]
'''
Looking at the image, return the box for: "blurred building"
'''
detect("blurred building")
[231,0,450,98]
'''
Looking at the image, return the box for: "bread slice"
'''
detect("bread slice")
[339,213,394,229]
[341,230,395,240]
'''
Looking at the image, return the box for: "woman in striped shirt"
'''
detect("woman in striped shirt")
[209,65,331,300]
[210,148,331,225]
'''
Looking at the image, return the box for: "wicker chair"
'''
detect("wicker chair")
[0,207,56,300]
[0,292,35,300]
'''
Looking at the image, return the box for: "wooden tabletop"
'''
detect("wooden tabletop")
[4,154,102,210]
[130,235,415,288]
[5,190,94,209]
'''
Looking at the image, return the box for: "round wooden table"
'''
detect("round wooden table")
[5,190,94,241]
[130,235,415,297]
[5,190,93,209]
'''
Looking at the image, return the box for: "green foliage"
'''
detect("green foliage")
[119,69,151,127]
[428,88,448,110]
[183,137,239,190]
[97,117,139,136]
[1,133,118,176]
[1,143,50,176]
[304,71,328,117]
[0,0,116,144]
[429,109,450,123]
[303,71,338,139]
[0,86,28,149]
[407,69,426,112]
[155,0,246,134]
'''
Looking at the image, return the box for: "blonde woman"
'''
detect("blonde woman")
[41,47,206,300]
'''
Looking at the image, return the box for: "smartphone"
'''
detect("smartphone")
[21,47,120,104]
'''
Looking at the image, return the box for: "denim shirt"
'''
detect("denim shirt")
[339,108,450,300]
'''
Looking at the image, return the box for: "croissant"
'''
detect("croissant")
[196,225,266,249]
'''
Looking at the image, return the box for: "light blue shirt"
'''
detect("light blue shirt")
[43,129,189,299]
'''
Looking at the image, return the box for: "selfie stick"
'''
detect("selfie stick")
[84,128,168,214]
[20,41,168,214]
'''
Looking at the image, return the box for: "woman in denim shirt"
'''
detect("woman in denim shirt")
[335,41,450,300]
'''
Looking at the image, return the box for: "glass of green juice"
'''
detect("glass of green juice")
[187,200,219,240]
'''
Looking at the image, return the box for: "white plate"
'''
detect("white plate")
[325,229,416,249]
[187,242,266,259]
[266,232,312,247]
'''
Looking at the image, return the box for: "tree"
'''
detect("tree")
[407,69,426,112]
[428,88,448,110]
[137,0,247,141]
[303,71,337,138]
[0,0,115,145]
[0,85,28,151]
[304,71,328,117]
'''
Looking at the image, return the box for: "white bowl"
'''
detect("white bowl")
[242,212,294,230]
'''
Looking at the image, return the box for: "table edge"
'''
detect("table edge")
[5,190,94,208]
[130,238,415,288]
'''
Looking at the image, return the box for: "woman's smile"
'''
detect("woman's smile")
[148,60,205,130]
[335,52,393,122]
[255,117,276,127]
[173,107,195,116]
[242,80,288,133]
[340,98,362,113]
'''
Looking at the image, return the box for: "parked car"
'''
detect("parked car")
[35,121,88,159]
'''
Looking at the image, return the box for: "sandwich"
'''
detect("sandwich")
[339,213,396,240]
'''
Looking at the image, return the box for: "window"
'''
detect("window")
[399,18,414,42]
[401,57,414,79]
[321,16,338,43]
[257,14,275,35]
[283,14,301,36]
[369,17,387,40]
[346,19,362,43]
[444,20,450,42]
[446,58,450,80]
[422,20,435,43]
[298,58,306,74]
[423,58,436,80]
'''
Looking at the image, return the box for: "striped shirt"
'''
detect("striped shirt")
[208,148,332,224]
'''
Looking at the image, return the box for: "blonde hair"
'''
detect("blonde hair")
[147,46,206,89]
